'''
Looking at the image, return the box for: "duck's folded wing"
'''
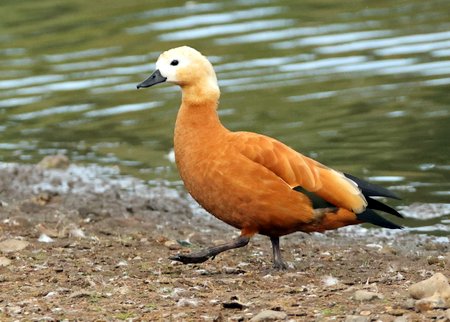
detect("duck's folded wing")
[233,132,367,213]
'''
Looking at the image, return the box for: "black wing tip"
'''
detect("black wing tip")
[367,197,404,218]
[344,173,401,200]
[357,208,403,229]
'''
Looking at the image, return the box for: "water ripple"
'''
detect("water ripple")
[159,19,294,41]
[129,7,283,33]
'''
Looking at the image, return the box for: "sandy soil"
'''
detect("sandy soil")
[0,160,449,321]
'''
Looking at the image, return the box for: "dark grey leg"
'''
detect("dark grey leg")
[270,236,288,270]
[169,235,250,264]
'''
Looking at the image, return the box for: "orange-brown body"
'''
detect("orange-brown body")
[173,75,363,239]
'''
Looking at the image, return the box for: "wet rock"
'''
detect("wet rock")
[344,315,369,322]
[249,309,287,321]
[409,272,450,299]
[0,238,29,253]
[0,256,11,267]
[37,155,69,169]
[353,290,384,301]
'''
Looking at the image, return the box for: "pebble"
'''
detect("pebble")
[176,298,200,307]
[249,310,287,322]
[223,266,245,274]
[344,315,369,322]
[353,290,384,301]
[69,227,86,238]
[409,272,450,299]
[322,275,339,287]
[0,239,29,253]
[37,155,69,169]
[38,233,54,243]
[0,256,11,267]
[164,240,181,250]
[393,316,408,322]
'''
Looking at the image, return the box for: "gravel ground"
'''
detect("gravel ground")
[0,159,449,321]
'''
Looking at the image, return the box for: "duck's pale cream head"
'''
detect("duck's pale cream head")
[137,46,218,90]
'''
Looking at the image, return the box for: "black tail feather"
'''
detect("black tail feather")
[344,173,401,200]
[367,197,404,218]
[357,208,403,229]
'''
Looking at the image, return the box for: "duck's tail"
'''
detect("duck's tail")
[344,173,403,229]
[295,173,404,231]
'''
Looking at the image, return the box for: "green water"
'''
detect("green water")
[1,0,449,233]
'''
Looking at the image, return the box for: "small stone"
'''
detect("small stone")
[69,227,86,238]
[393,316,408,322]
[38,234,54,243]
[360,310,371,316]
[344,315,369,322]
[0,239,29,253]
[0,256,11,267]
[353,290,384,301]
[223,266,245,274]
[164,240,181,250]
[229,315,245,322]
[386,308,407,316]
[116,260,128,267]
[177,298,199,307]
[37,155,69,169]
[409,272,450,299]
[249,310,287,322]
[322,275,339,287]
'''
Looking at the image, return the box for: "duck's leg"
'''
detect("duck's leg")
[169,235,250,264]
[270,236,288,270]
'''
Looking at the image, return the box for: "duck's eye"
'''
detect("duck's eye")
[170,59,179,66]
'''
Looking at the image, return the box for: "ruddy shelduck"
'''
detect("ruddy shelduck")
[137,46,403,269]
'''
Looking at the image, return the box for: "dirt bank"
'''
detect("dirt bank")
[0,161,449,321]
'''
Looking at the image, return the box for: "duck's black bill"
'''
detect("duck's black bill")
[137,69,167,89]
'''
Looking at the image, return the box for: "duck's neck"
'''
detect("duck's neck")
[176,81,223,132]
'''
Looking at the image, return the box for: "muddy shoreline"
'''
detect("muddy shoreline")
[0,160,449,321]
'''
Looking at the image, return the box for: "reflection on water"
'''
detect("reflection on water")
[0,0,449,234]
